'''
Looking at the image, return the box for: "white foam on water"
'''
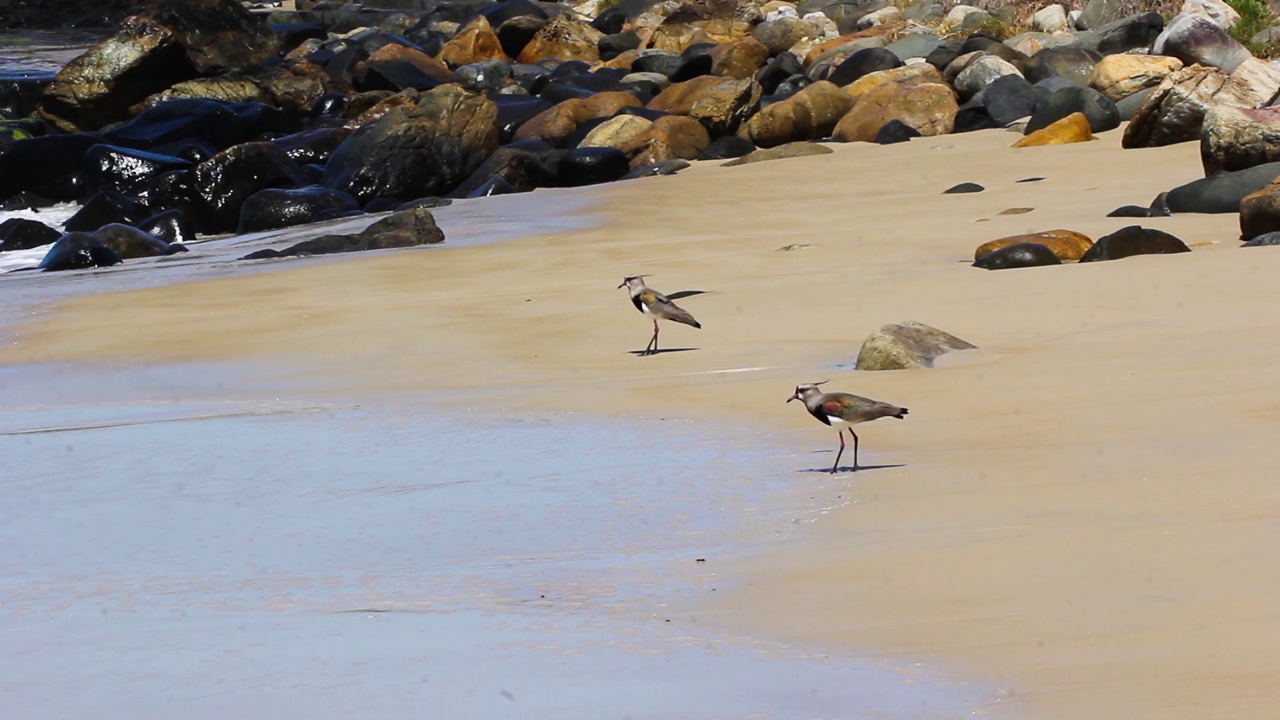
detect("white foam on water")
[0,203,79,274]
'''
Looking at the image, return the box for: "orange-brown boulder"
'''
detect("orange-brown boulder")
[439,16,508,68]
[973,230,1094,262]
[1012,112,1095,147]
[622,115,712,169]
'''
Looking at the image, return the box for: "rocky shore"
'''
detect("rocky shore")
[3,0,1280,273]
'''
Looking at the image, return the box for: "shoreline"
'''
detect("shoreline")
[3,125,1278,718]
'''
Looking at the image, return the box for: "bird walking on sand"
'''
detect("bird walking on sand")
[618,274,701,356]
[788,382,908,473]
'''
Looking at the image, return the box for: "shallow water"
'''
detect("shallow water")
[0,361,987,719]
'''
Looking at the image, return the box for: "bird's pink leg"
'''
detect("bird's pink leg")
[831,431,845,474]
[650,319,659,355]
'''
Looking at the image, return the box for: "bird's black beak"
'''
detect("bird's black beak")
[786,394,797,403]
[617,281,626,289]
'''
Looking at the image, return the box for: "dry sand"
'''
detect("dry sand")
[3,126,1278,718]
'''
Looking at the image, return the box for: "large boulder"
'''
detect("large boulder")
[648,76,760,135]
[244,206,444,260]
[1088,54,1184,101]
[193,141,310,232]
[578,114,653,150]
[855,321,977,371]
[832,80,957,142]
[322,84,499,203]
[1078,225,1191,261]
[1201,104,1280,175]
[1238,179,1280,239]
[741,80,854,147]
[237,186,361,233]
[38,0,280,132]
[1076,12,1166,55]
[1161,160,1280,213]
[38,232,124,271]
[1152,13,1252,73]
[1012,112,1096,147]
[1122,65,1226,148]
[517,15,604,64]
[1024,85,1119,135]
[621,115,711,169]
[81,144,192,199]
[513,91,641,147]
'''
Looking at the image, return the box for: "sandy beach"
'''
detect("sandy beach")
[4,124,1278,718]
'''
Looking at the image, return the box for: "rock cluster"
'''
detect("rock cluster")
[1,0,1279,271]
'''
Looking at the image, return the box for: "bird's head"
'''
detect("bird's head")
[787,381,827,403]
[618,274,649,290]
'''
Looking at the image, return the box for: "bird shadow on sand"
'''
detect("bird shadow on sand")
[797,463,906,474]
[626,347,699,356]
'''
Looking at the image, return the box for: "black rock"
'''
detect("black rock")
[1078,225,1191,262]
[982,74,1047,127]
[555,146,631,186]
[1107,205,1153,217]
[599,30,642,58]
[622,159,690,179]
[0,70,54,119]
[102,98,282,153]
[1079,12,1165,55]
[632,51,684,79]
[1025,85,1119,135]
[0,191,56,212]
[237,186,361,233]
[875,119,921,145]
[944,182,984,194]
[973,242,1063,269]
[396,196,453,211]
[0,132,102,201]
[271,126,354,165]
[242,206,444,259]
[699,135,755,160]
[194,141,311,232]
[924,37,966,71]
[493,94,554,143]
[953,105,996,133]
[135,208,196,245]
[1162,162,1280,214]
[467,176,520,197]
[81,144,192,200]
[450,147,553,197]
[38,232,123,271]
[64,190,145,232]
[755,52,804,96]
[0,218,62,252]
[670,50,713,83]
[825,48,902,87]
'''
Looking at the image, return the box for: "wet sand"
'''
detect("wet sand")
[3,125,1278,718]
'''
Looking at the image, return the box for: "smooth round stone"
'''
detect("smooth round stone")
[944,182,984,194]
[973,242,1063,270]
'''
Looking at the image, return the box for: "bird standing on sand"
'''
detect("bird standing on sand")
[618,275,701,356]
[788,382,908,473]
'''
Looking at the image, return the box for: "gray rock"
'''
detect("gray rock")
[1115,86,1155,121]
[885,33,944,61]
[943,181,984,194]
[1153,13,1253,74]
[1242,231,1280,246]
[855,321,978,371]
[1076,12,1166,55]
[1076,0,1127,30]
[1162,161,1280,213]
[901,0,943,23]
[1025,85,1119,134]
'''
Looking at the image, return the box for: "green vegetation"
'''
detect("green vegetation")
[969,15,1013,42]
[1226,0,1280,57]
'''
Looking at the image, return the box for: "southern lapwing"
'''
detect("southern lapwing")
[788,382,908,473]
[618,275,701,356]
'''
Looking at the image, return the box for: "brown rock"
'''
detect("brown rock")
[973,229,1094,262]
[1239,180,1280,239]
[844,63,945,104]
[513,91,642,147]
[1213,56,1280,108]
[344,89,421,128]
[741,80,854,148]
[650,76,760,134]
[622,115,711,169]
[579,115,653,150]
[517,15,604,64]
[752,17,818,56]
[832,80,957,143]
[1122,64,1227,148]
[361,43,455,88]
[1088,54,1183,102]
[709,35,770,79]
[141,75,272,108]
[803,27,896,67]
[439,16,509,68]
[720,141,833,166]
[1013,112,1095,147]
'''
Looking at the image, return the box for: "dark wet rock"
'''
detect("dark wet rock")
[1022,46,1101,86]
[1242,231,1280,247]
[1152,13,1251,74]
[493,94,554,142]
[143,169,219,233]
[1078,225,1191,262]
[467,176,519,197]
[243,206,444,259]
[64,190,145,232]
[944,182,983,194]
[0,191,56,212]
[396,196,453,211]
[1078,12,1165,55]
[621,158,691,179]
[755,52,804,96]
[825,47,903,87]
[0,70,53,119]
[1162,161,1280,213]
[981,74,1046,126]
[38,0,282,132]
[194,141,311,232]
[855,320,977,371]
[0,132,102,201]
[1107,205,1153,217]
[271,126,354,166]
[91,223,181,259]
[135,208,195,245]
[600,31,643,59]
[81,144,191,199]
[449,146,552,197]
[699,135,754,160]
[973,242,1063,270]
[721,141,833,166]
[1025,85,1119,135]
[0,218,61,252]
[924,37,965,72]
[556,146,631,186]
[953,105,996,132]
[38,232,123,271]
[323,85,498,202]
[454,58,514,93]
[237,186,361,233]
[102,98,277,153]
